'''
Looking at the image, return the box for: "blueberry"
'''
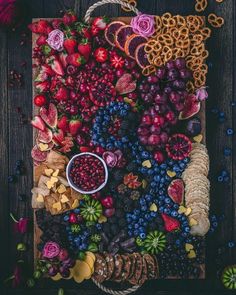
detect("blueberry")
[16,160,23,167]
[217,176,224,182]
[226,128,234,136]
[8,175,16,183]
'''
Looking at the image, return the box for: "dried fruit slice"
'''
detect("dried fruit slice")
[115,25,134,51]
[161,213,180,232]
[104,21,126,46]
[222,265,236,290]
[179,94,201,120]
[143,231,166,254]
[31,145,48,162]
[124,34,147,59]
[167,179,184,204]
[37,128,53,143]
[166,133,192,160]
[115,73,137,95]
[135,43,150,69]
[40,103,58,128]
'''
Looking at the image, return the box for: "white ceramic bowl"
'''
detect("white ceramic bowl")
[66,152,108,194]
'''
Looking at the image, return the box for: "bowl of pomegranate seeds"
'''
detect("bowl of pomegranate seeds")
[66,152,108,194]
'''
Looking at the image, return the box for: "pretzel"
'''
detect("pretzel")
[190,43,205,56]
[195,0,208,12]
[121,0,137,12]
[186,81,195,93]
[208,13,225,28]
[173,15,186,27]
[157,34,174,46]
[142,65,156,76]
[216,0,224,3]
[176,38,190,49]
[191,34,204,45]
[199,27,212,39]
[153,56,164,67]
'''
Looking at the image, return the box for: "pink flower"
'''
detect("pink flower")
[46,29,64,51]
[10,213,29,234]
[43,241,60,259]
[131,13,155,38]
[102,151,118,168]
[0,0,21,27]
[195,87,208,101]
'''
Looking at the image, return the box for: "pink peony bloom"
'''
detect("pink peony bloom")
[43,241,60,259]
[46,29,64,51]
[195,87,208,101]
[131,13,155,38]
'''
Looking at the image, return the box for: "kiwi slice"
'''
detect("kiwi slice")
[143,231,166,254]
[80,199,102,222]
[222,265,236,290]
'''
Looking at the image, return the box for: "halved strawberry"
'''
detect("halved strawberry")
[31,116,46,131]
[161,213,180,232]
[58,115,69,133]
[35,70,48,83]
[52,129,65,145]
[41,64,55,76]
[46,55,64,76]
[59,51,68,68]
[35,81,50,93]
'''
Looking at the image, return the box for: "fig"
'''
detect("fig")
[167,179,184,204]
[39,103,58,128]
[115,73,137,95]
[179,94,201,120]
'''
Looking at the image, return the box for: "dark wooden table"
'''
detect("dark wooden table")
[0,0,235,294]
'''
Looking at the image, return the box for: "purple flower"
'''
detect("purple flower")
[195,87,208,101]
[46,29,64,51]
[10,213,29,234]
[43,241,60,259]
[102,151,118,168]
[131,14,155,38]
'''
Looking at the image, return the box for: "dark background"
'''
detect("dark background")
[0,0,235,294]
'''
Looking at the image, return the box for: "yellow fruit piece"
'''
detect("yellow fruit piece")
[142,179,148,189]
[63,270,73,280]
[189,218,198,226]
[84,255,95,270]
[184,207,192,216]
[142,160,152,168]
[36,194,44,203]
[193,134,203,143]
[187,249,196,259]
[73,260,92,283]
[178,205,187,214]
[46,181,54,189]
[51,176,59,184]
[185,243,194,252]
[45,168,54,176]
[52,201,62,211]
[51,273,62,281]
[57,184,67,194]
[71,199,79,209]
[85,251,96,263]
[61,194,69,203]
[167,170,176,178]
[52,169,60,177]
[98,215,107,223]
[149,203,158,212]
[39,143,49,151]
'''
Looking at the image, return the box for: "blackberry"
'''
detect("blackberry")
[117,183,129,194]
[113,169,124,182]
[130,190,140,200]
[126,162,138,172]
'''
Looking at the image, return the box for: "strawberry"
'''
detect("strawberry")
[31,116,46,131]
[69,117,82,136]
[94,47,108,63]
[36,35,47,46]
[110,54,125,69]
[47,55,64,76]
[77,39,91,60]
[161,213,180,232]
[62,10,78,26]
[59,51,68,68]
[63,37,77,55]
[37,20,52,34]
[91,24,100,36]
[53,129,65,145]
[28,22,38,33]
[54,86,69,101]
[41,64,55,76]
[92,17,109,30]
[52,19,63,29]
[57,115,69,133]
[66,53,86,67]
[35,81,50,93]
[34,94,47,107]
[35,70,48,82]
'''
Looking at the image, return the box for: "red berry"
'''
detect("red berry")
[34,94,47,107]
[153,151,165,164]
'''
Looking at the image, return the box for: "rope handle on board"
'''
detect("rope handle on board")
[92,277,141,295]
[84,0,140,23]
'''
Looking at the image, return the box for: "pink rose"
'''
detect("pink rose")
[46,29,64,51]
[131,13,155,38]
[195,87,208,101]
[43,241,60,259]
[102,151,118,168]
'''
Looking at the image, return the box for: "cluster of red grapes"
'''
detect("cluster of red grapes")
[137,58,192,162]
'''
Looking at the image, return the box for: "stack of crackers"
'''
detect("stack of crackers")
[182,143,210,236]
[92,253,158,286]
[32,151,82,215]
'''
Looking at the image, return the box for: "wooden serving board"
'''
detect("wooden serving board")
[32,17,206,278]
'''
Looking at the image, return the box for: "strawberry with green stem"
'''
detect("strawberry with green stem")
[66,53,86,67]
[69,117,82,136]
[77,38,91,60]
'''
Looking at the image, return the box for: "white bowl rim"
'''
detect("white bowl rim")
[66,152,108,194]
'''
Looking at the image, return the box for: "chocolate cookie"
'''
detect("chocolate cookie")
[112,254,123,281]
[143,254,156,279]
[104,253,115,280]
[127,253,136,280]
[120,254,132,282]
[128,253,143,285]
[92,253,108,283]
[138,255,148,285]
